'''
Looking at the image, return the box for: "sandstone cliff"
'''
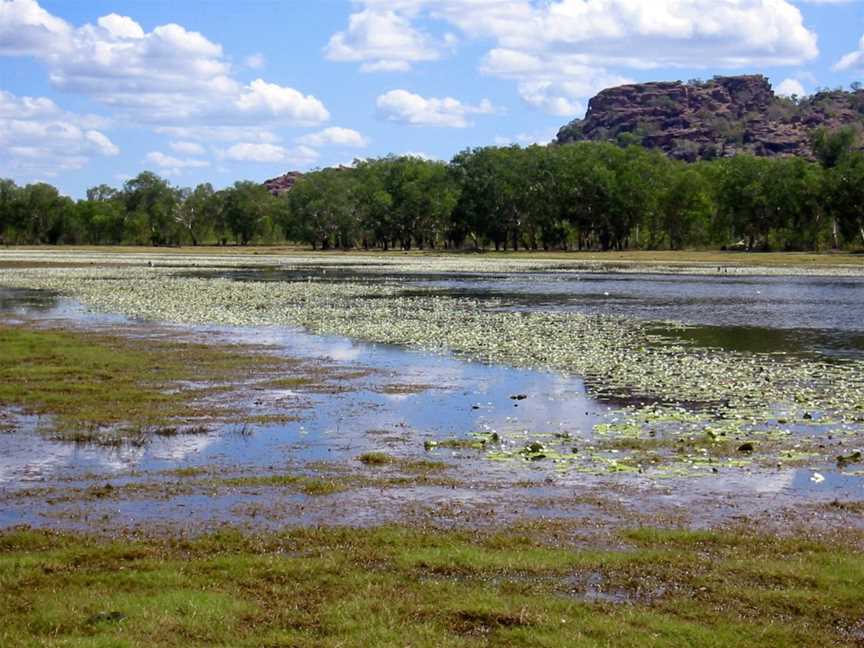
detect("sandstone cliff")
[263,171,303,196]
[556,75,864,160]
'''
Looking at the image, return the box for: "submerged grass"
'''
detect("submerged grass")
[4,257,864,475]
[0,323,313,442]
[0,525,862,647]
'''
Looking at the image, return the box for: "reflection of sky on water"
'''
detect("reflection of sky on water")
[1,280,863,502]
[0,287,606,485]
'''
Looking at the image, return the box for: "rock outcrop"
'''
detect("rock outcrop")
[263,171,303,196]
[556,75,864,160]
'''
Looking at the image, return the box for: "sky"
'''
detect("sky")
[0,0,863,198]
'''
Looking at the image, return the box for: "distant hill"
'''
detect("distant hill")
[263,171,304,196]
[556,75,864,161]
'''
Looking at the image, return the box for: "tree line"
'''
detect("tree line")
[1,130,863,251]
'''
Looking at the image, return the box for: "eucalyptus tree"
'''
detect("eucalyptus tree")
[77,184,125,244]
[715,155,776,250]
[283,169,357,249]
[381,156,457,250]
[18,182,72,244]
[449,147,518,250]
[656,166,712,249]
[761,157,825,250]
[826,151,864,247]
[0,178,20,243]
[123,172,181,245]
[222,181,277,246]
[605,145,667,250]
[811,126,861,248]
[177,183,220,245]
[352,159,394,249]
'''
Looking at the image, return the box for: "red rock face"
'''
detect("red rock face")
[263,171,304,196]
[556,75,864,160]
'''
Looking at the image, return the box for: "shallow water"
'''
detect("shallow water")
[1,266,863,531]
[0,286,607,483]
[199,267,864,360]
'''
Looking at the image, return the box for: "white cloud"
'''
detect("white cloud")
[154,126,281,143]
[481,49,631,115]
[835,33,864,72]
[144,151,209,176]
[85,130,120,156]
[376,89,494,127]
[325,8,441,72]
[0,0,329,128]
[0,89,118,177]
[234,79,329,124]
[96,13,144,39]
[386,0,819,67]
[169,140,207,156]
[493,130,555,146]
[775,77,807,98]
[0,0,71,57]
[218,143,319,166]
[337,0,819,115]
[402,151,437,160]
[297,127,369,148]
[244,52,265,69]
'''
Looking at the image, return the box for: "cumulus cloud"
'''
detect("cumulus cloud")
[334,0,820,115]
[0,0,329,127]
[775,77,807,98]
[218,143,319,165]
[0,0,71,57]
[325,8,442,72]
[85,130,120,156]
[169,140,207,156]
[835,33,864,72]
[144,151,209,176]
[154,126,281,144]
[234,79,329,124]
[376,89,494,127]
[0,89,118,177]
[481,48,632,116]
[354,0,818,67]
[297,127,369,148]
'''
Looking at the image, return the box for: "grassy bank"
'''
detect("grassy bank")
[0,525,861,647]
[0,324,322,442]
[2,245,864,269]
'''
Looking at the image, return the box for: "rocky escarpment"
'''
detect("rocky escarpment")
[556,75,864,160]
[263,171,304,196]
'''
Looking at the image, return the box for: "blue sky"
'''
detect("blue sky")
[1,0,863,198]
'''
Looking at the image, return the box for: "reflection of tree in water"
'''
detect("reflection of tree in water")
[0,288,58,314]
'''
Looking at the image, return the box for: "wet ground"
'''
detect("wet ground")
[1,263,863,535]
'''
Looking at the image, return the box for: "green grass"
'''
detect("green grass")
[358,452,450,473]
[0,525,861,647]
[7,245,864,268]
[0,324,309,442]
[358,451,394,465]
[221,475,346,496]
